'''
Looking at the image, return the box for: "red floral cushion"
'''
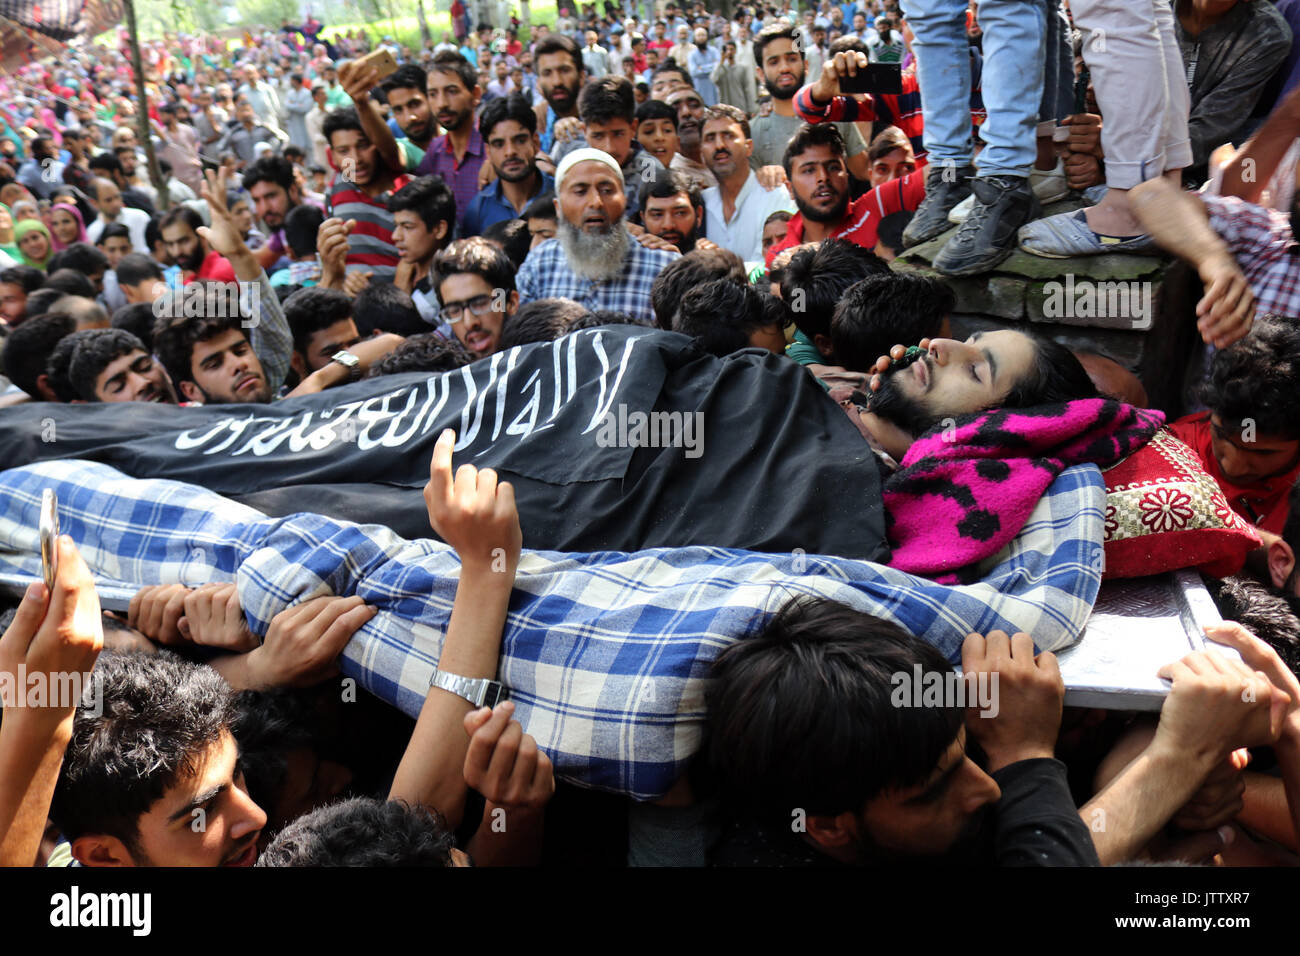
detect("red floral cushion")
[1101,429,1261,579]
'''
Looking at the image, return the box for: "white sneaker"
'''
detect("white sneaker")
[948,161,1069,224]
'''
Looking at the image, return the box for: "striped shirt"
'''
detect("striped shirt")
[325,172,414,280]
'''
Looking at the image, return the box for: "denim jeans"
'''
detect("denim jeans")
[1039,0,1074,131]
[903,0,1046,177]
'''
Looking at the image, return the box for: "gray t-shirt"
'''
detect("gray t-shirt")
[747,112,867,170]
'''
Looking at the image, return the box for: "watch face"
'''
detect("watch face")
[483,683,509,708]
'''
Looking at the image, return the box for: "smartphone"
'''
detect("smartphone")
[360,48,399,80]
[839,63,903,96]
[39,488,58,592]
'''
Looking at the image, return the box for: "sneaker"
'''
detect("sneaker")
[1029,158,1069,204]
[932,175,1041,276]
[902,162,975,248]
[1018,208,1156,258]
[947,161,1069,224]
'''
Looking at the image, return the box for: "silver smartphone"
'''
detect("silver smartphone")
[39,488,58,592]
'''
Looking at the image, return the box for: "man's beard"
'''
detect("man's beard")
[557,218,630,282]
[654,228,696,253]
[763,67,803,101]
[436,107,472,134]
[177,245,206,272]
[497,158,536,183]
[678,117,700,152]
[867,357,945,437]
[794,185,849,225]
[543,80,579,114]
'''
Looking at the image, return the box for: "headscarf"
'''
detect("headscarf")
[48,202,88,251]
[13,219,53,270]
[0,203,19,261]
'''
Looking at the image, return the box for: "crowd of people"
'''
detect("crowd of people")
[2,0,1300,871]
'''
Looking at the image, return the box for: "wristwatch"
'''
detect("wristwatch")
[429,668,509,708]
[330,350,362,382]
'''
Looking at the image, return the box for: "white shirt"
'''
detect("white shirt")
[702,170,796,264]
[86,206,151,254]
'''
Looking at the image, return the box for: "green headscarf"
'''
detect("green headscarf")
[13,218,53,270]
[0,203,19,261]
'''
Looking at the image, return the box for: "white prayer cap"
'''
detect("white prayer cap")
[554,147,624,188]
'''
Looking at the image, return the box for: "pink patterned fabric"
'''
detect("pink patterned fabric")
[885,399,1165,581]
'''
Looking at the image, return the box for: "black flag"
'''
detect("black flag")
[0,328,889,560]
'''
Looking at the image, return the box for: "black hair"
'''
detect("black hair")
[753,21,802,65]
[1286,481,1300,563]
[352,283,429,338]
[88,152,124,178]
[500,298,587,349]
[256,796,457,866]
[673,279,774,356]
[650,246,747,330]
[283,204,325,259]
[62,328,148,401]
[95,222,132,247]
[50,651,236,850]
[368,332,475,376]
[522,190,557,222]
[48,295,110,328]
[782,122,844,178]
[481,217,533,268]
[432,238,517,306]
[638,168,702,218]
[651,61,690,85]
[1200,315,1300,439]
[478,91,538,141]
[159,204,203,235]
[242,154,296,194]
[47,242,109,277]
[707,596,963,823]
[579,75,636,126]
[533,34,584,75]
[701,103,750,140]
[635,98,678,130]
[0,264,46,293]
[144,213,166,255]
[228,689,319,822]
[380,63,429,100]
[2,312,74,397]
[283,287,355,357]
[1000,332,1101,408]
[322,106,364,146]
[42,269,97,299]
[831,273,953,373]
[24,288,67,318]
[111,302,159,350]
[1210,576,1300,678]
[429,50,478,90]
[388,175,457,239]
[565,309,648,332]
[779,239,888,339]
[115,252,165,288]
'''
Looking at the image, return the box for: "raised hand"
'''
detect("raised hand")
[462,701,555,811]
[423,428,522,574]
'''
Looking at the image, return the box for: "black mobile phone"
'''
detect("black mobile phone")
[839,63,903,96]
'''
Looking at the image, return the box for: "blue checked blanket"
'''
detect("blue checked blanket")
[0,459,1106,800]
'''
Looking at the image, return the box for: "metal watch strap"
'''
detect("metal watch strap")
[429,668,508,708]
[331,350,362,382]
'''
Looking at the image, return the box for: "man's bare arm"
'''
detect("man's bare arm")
[337,59,403,178]
[1130,178,1256,349]
[1217,84,1300,203]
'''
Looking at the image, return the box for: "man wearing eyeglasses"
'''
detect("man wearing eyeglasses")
[431,237,519,358]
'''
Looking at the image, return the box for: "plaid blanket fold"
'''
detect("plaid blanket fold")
[0,459,1106,800]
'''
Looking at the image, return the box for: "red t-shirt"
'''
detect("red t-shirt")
[765,169,927,267]
[1166,412,1300,533]
[186,250,237,284]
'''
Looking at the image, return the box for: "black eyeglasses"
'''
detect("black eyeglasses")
[440,293,495,324]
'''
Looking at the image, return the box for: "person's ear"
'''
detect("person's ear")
[290,351,308,381]
[34,374,60,403]
[1269,536,1296,591]
[433,219,450,243]
[694,205,704,230]
[72,834,136,867]
[804,811,859,853]
[812,332,833,358]
[179,379,203,403]
[506,289,519,315]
